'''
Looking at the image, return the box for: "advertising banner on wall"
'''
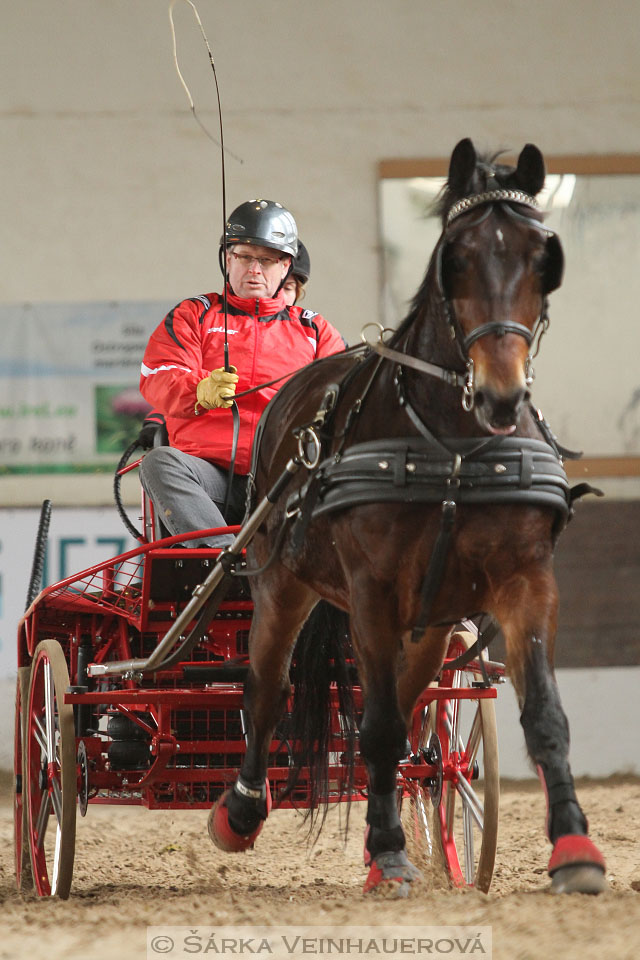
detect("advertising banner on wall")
[0,301,171,473]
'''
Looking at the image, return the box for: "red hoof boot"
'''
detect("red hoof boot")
[363,850,421,898]
[208,784,270,853]
[548,835,607,894]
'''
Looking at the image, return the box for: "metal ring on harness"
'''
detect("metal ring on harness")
[360,321,396,346]
[296,426,322,470]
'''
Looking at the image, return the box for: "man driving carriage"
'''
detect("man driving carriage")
[139,199,345,547]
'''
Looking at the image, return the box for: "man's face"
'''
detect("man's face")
[226,244,291,299]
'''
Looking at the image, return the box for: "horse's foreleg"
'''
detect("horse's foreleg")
[496,570,606,893]
[351,595,421,896]
[396,625,452,726]
[208,575,316,852]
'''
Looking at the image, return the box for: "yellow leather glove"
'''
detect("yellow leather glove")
[196,366,239,410]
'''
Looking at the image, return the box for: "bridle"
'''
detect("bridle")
[370,188,558,412]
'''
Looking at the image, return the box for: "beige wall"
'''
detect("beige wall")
[2,0,639,504]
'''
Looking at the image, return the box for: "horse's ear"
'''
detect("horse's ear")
[543,233,564,293]
[448,138,477,195]
[514,143,546,196]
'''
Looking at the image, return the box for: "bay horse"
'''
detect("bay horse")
[209,138,607,895]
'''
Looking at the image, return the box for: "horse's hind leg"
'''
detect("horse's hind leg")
[496,571,607,894]
[208,571,316,852]
[351,593,422,896]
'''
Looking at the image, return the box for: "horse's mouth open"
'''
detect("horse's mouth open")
[474,391,526,436]
[474,406,519,436]
[486,422,517,436]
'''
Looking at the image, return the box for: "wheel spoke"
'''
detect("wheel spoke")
[450,675,461,753]
[463,801,475,883]
[464,709,482,768]
[442,702,453,739]
[44,663,56,761]
[33,714,48,756]
[412,786,433,856]
[445,782,456,838]
[34,790,52,849]
[50,776,63,825]
[455,772,484,829]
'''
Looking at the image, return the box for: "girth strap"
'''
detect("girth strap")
[411,498,458,643]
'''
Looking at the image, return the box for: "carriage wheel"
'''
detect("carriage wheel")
[433,629,499,891]
[14,666,33,892]
[24,640,77,898]
[404,629,500,893]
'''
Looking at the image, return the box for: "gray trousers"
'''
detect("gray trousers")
[139,447,247,547]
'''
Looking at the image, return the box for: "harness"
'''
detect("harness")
[274,189,592,644]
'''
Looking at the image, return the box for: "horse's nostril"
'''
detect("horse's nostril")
[474,390,485,407]
[523,389,531,405]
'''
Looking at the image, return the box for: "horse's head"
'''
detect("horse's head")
[435,138,564,435]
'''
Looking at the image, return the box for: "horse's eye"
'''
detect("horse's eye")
[443,251,468,275]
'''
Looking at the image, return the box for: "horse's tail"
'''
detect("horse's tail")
[282,600,357,833]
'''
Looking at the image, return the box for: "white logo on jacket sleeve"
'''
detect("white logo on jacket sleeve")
[140,362,191,378]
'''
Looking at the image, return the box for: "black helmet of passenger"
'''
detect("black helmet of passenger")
[221,200,298,257]
[293,241,311,283]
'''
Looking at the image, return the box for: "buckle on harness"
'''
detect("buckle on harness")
[447,453,462,488]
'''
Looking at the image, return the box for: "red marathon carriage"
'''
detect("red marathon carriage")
[13,451,504,900]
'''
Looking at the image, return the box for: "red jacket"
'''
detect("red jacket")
[140,288,345,473]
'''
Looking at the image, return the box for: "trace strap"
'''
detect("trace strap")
[410,496,458,643]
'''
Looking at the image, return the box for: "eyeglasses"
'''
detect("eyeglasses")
[230,252,283,269]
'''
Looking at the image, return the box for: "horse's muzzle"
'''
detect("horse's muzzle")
[473,385,530,435]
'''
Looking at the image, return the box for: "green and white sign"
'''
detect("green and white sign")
[0,301,170,473]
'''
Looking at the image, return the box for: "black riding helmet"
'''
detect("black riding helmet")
[219,200,298,294]
[293,241,311,284]
[221,199,298,256]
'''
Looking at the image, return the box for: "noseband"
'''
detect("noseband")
[371,189,556,412]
